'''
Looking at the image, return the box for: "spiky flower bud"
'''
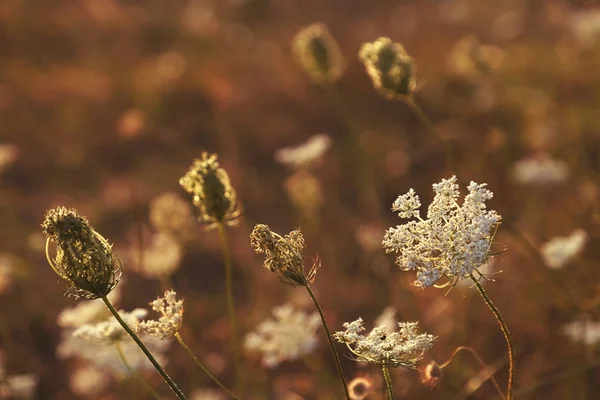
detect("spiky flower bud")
[179,152,241,228]
[250,224,318,286]
[293,23,344,84]
[359,37,416,99]
[42,207,122,299]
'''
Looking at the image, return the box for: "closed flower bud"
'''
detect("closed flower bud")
[42,207,122,300]
[179,152,241,228]
[293,23,344,84]
[359,37,416,99]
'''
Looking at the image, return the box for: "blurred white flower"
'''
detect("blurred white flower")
[73,309,147,343]
[0,143,18,175]
[0,353,38,399]
[137,290,184,339]
[562,316,600,346]
[374,307,397,333]
[130,233,183,279]
[190,388,227,400]
[57,288,120,328]
[569,9,600,47]
[244,303,320,368]
[149,192,195,238]
[382,176,501,288]
[333,318,435,368]
[512,155,569,185]
[69,365,110,397]
[540,229,587,270]
[274,134,332,170]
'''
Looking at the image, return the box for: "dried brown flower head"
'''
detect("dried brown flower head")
[293,23,344,84]
[179,152,241,228]
[250,224,319,286]
[42,207,122,299]
[359,37,416,99]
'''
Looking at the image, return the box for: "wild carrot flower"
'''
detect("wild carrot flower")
[359,37,416,99]
[540,229,588,270]
[179,152,241,228]
[334,318,435,368]
[129,233,183,279]
[137,290,184,340]
[244,303,320,368]
[274,134,332,170]
[382,176,501,288]
[0,353,38,400]
[149,192,195,238]
[561,315,600,346]
[293,23,344,84]
[250,224,318,286]
[42,207,122,299]
[512,154,569,185]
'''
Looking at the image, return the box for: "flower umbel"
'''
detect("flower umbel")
[137,290,184,340]
[42,207,122,299]
[359,37,416,99]
[250,224,318,286]
[244,303,320,368]
[293,23,344,84]
[334,318,435,368]
[179,152,241,228]
[382,176,501,288]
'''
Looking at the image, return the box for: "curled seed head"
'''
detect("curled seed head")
[179,152,241,228]
[347,376,374,400]
[420,360,443,390]
[359,37,416,99]
[42,207,122,300]
[293,23,344,84]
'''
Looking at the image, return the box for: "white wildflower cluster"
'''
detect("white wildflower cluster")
[73,309,148,344]
[382,176,501,288]
[562,315,600,346]
[540,229,588,270]
[149,191,195,238]
[333,318,435,368]
[129,233,183,279]
[512,155,569,185]
[274,134,332,170]
[244,303,320,368]
[0,352,38,399]
[58,288,120,328]
[137,290,184,339]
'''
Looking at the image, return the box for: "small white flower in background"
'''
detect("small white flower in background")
[73,309,148,343]
[512,154,569,185]
[129,233,183,279]
[0,143,18,175]
[244,303,320,368]
[57,288,121,328]
[149,192,195,238]
[374,307,397,333]
[562,315,600,346]
[0,254,19,295]
[382,176,501,288]
[569,9,600,47]
[69,365,110,397]
[190,388,227,400]
[274,134,332,170]
[333,318,435,368]
[540,229,587,270]
[137,290,184,339]
[0,352,38,399]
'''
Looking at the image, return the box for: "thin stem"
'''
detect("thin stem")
[440,346,506,400]
[174,332,239,400]
[101,296,187,400]
[402,97,458,176]
[382,365,395,400]
[115,341,163,400]
[216,223,244,392]
[304,284,350,400]
[470,276,514,399]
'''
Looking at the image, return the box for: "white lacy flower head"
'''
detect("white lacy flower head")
[274,134,332,170]
[562,315,600,346]
[149,192,195,237]
[69,365,110,397]
[333,318,435,368]
[244,303,320,368]
[382,176,501,288]
[72,308,147,344]
[540,229,588,270]
[512,155,569,185]
[137,290,184,339]
[57,287,121,328]
[129,233,183,279]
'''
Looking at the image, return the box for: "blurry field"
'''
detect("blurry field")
[1,0,600,399]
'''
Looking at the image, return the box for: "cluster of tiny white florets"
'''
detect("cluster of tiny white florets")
[136,291,184,339]
[72,309,148,344]
[244,303,320,368]
[333,318,435,368]
[382,176,501,288]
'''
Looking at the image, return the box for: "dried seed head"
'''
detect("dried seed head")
[179,152,241,228]
[293,23,344,84]
[42,207,122,300]
[420,361,443,390]
[359,37,416,99]
[347,376,374,400]
[250,224,318,287]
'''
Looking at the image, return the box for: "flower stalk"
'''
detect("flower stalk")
[382,365,395,400]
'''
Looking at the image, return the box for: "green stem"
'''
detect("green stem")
[217,223,244,392]
[115,341,163,400]
[304,284,350,400]
[470,276,514,399]
[102,296,187,400]
[174,332,239,400]
[402,97,457,176]
[382,365,395,400]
